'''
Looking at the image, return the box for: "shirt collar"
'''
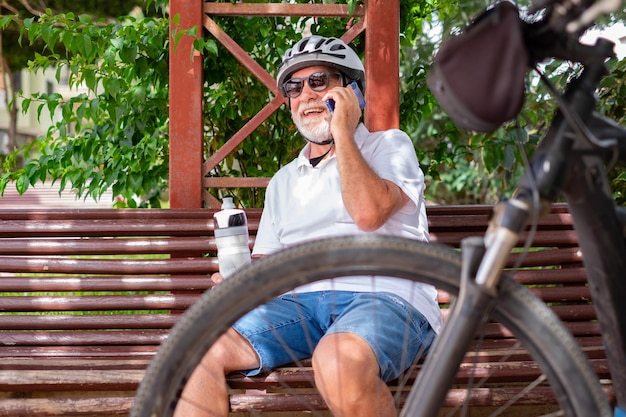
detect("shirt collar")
[295,123,368,170]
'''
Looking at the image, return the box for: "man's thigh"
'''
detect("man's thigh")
[323,292,436,382]
[233,292,325,375]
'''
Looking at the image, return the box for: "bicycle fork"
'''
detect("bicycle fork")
[401,201,530,417]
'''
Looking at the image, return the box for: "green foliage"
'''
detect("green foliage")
[1,4,169,207]
[598,57,626,205]
[2,0,625,209]
[0,0,149,72]
[400,0,626,205]
[400,0,529,204]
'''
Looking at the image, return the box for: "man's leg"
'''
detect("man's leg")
[311,292,436,417]
[173,293,322,417]
[313,332,396,417]
[173,328,260,417]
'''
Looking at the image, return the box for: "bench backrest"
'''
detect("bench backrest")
[0,204,594,361]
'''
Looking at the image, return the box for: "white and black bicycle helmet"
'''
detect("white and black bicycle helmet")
[277,35,366,97]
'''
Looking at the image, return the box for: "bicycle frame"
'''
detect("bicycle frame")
[402,35,626,417]
[559,62,626,409]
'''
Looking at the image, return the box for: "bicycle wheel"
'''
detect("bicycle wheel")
[131,234,611,417]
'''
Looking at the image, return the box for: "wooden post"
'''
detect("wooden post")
[169,0,204,208]
[364,0,400,131]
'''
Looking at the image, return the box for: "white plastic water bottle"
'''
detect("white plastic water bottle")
[213,197,251,279]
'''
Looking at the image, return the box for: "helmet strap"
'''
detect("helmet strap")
[309,141,334,167]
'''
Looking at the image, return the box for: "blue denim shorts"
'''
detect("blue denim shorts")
[232,291,436,382]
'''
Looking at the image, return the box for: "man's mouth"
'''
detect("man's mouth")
[303,107,326,116]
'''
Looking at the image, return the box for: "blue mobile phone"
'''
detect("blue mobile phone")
[326,81,366,112]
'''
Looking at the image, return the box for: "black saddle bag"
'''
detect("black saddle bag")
[427,1,529,132]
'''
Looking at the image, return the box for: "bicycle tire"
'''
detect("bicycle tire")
[131,234,612,417]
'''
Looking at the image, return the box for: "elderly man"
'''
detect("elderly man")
[175,35,442,417]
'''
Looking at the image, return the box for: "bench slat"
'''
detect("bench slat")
[0,276,213,292]
[0,359,610,393]
[506,247,583,267]
[0,370,143,391]
[229,383,615,412]
[0,219,213,237]
[0,383,614,417]
[0,346,158,358]
[0,358,152,371]
[231,390,541,412]
[512,267,587,284]
[0,294,200,312]
[0,331,167,346]
[431,229,580,247]
[0,397,134,417]
[440,304,597,323]
[0,314,181,330]
[226,357,611,391]
[0,237,217,255]
[0,257,216,274]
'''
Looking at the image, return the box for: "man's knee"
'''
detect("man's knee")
[312,333,395,417]
[205,328,260,374]
[312,333,380,379]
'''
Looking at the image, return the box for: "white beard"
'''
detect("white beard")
[292,103,333,144]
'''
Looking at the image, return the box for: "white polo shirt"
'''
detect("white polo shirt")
[252,124,442,332]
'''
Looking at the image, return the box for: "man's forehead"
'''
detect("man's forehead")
[290,65,335,79]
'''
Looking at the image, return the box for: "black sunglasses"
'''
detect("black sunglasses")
[282,71,343,98]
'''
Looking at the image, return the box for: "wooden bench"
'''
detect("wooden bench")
[0,204,613,416]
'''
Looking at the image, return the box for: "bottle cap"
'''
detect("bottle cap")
[222,197,235,210]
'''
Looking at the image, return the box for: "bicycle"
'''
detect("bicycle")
[131,0,626,416]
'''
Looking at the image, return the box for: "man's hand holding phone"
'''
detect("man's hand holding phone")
[326,81,366,113]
